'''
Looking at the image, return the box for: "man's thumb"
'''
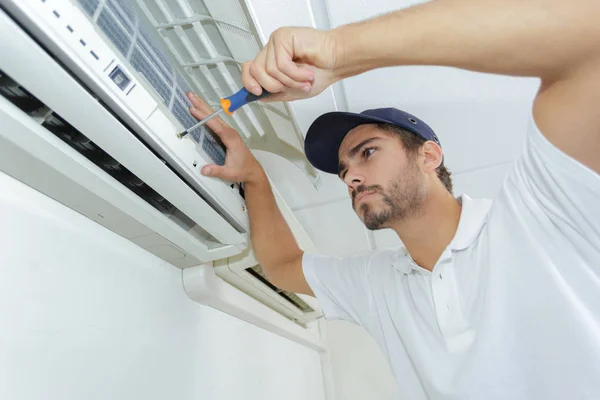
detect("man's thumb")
[201,164,232,180]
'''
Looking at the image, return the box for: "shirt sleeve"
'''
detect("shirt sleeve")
[504,114,600,256]
[302,251,373,324]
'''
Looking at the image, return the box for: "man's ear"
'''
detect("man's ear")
[421,141,443,173]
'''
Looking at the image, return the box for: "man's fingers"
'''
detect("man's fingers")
[188,105,237,143]
[249,45,285,94]
[266,44,310,91]
[186,91,214,113]
[187,92,228,131]
[187,95,237,144]
[273,34,315,84]
[242,61,263,96]
[187,101,225,131]
[201,164,237,182]
[276,58,314,90]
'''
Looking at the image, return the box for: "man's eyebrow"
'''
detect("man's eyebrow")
[348,137,381,158]
[338,137,382,178]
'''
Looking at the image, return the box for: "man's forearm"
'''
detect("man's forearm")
[244,170,302,275]
[333,0,600,81]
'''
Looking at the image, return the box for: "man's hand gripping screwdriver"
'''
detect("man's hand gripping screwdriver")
[177,87,271,139]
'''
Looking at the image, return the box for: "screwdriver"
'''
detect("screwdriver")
[177,87,271,139]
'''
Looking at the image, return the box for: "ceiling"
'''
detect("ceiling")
[249,0,541,255]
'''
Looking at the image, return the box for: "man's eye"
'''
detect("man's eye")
[363,148,376,158]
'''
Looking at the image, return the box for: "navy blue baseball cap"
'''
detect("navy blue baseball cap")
[304,108,441,174]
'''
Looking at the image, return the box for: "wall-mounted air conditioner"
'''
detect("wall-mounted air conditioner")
[0,0,322,325]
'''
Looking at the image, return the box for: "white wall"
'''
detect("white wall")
[0,172,326,400]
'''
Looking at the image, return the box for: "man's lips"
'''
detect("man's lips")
[354,191,377,205]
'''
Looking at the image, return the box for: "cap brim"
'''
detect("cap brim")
[305,111,397,174]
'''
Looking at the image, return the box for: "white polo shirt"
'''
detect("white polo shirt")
[303,115,600,400]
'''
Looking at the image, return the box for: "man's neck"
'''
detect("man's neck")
[391,190,462,271]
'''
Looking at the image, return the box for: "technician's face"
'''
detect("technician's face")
[338,125,426,229]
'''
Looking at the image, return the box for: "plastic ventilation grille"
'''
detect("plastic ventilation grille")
[107,0,135,31]
[133,0,272,139]
[78,0,99,16]
[203,0,260,63]
[96,7,131,55]
[130,47,171,104]
[247,265,315,313]
[202,130,226,165]
[75,0,227,166]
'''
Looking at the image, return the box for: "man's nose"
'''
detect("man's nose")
[344,167,364,189]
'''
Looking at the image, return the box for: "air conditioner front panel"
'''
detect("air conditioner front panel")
[0,8,249,262]
[0,94,244,266]
[2,0,250,238]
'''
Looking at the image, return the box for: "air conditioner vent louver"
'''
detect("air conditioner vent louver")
[0,71,45,112]
[246,265,315,313]
[42,114,178,215]
[0,69,219,241]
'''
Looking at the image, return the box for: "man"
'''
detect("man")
[186,0,600,398]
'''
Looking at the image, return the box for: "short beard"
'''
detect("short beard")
[353,168,426,230]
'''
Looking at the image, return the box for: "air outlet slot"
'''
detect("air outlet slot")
[246,265,315,313]
[0,71,45,112]
[0,69,218,243]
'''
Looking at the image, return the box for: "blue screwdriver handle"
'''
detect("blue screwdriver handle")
[220,87,271,115]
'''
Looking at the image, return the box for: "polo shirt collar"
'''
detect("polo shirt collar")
[448,194,492,251]
[392,195,492,274]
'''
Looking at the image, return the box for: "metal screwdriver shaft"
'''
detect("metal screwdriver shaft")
[177,87,271,139]
[177,108,224,139]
